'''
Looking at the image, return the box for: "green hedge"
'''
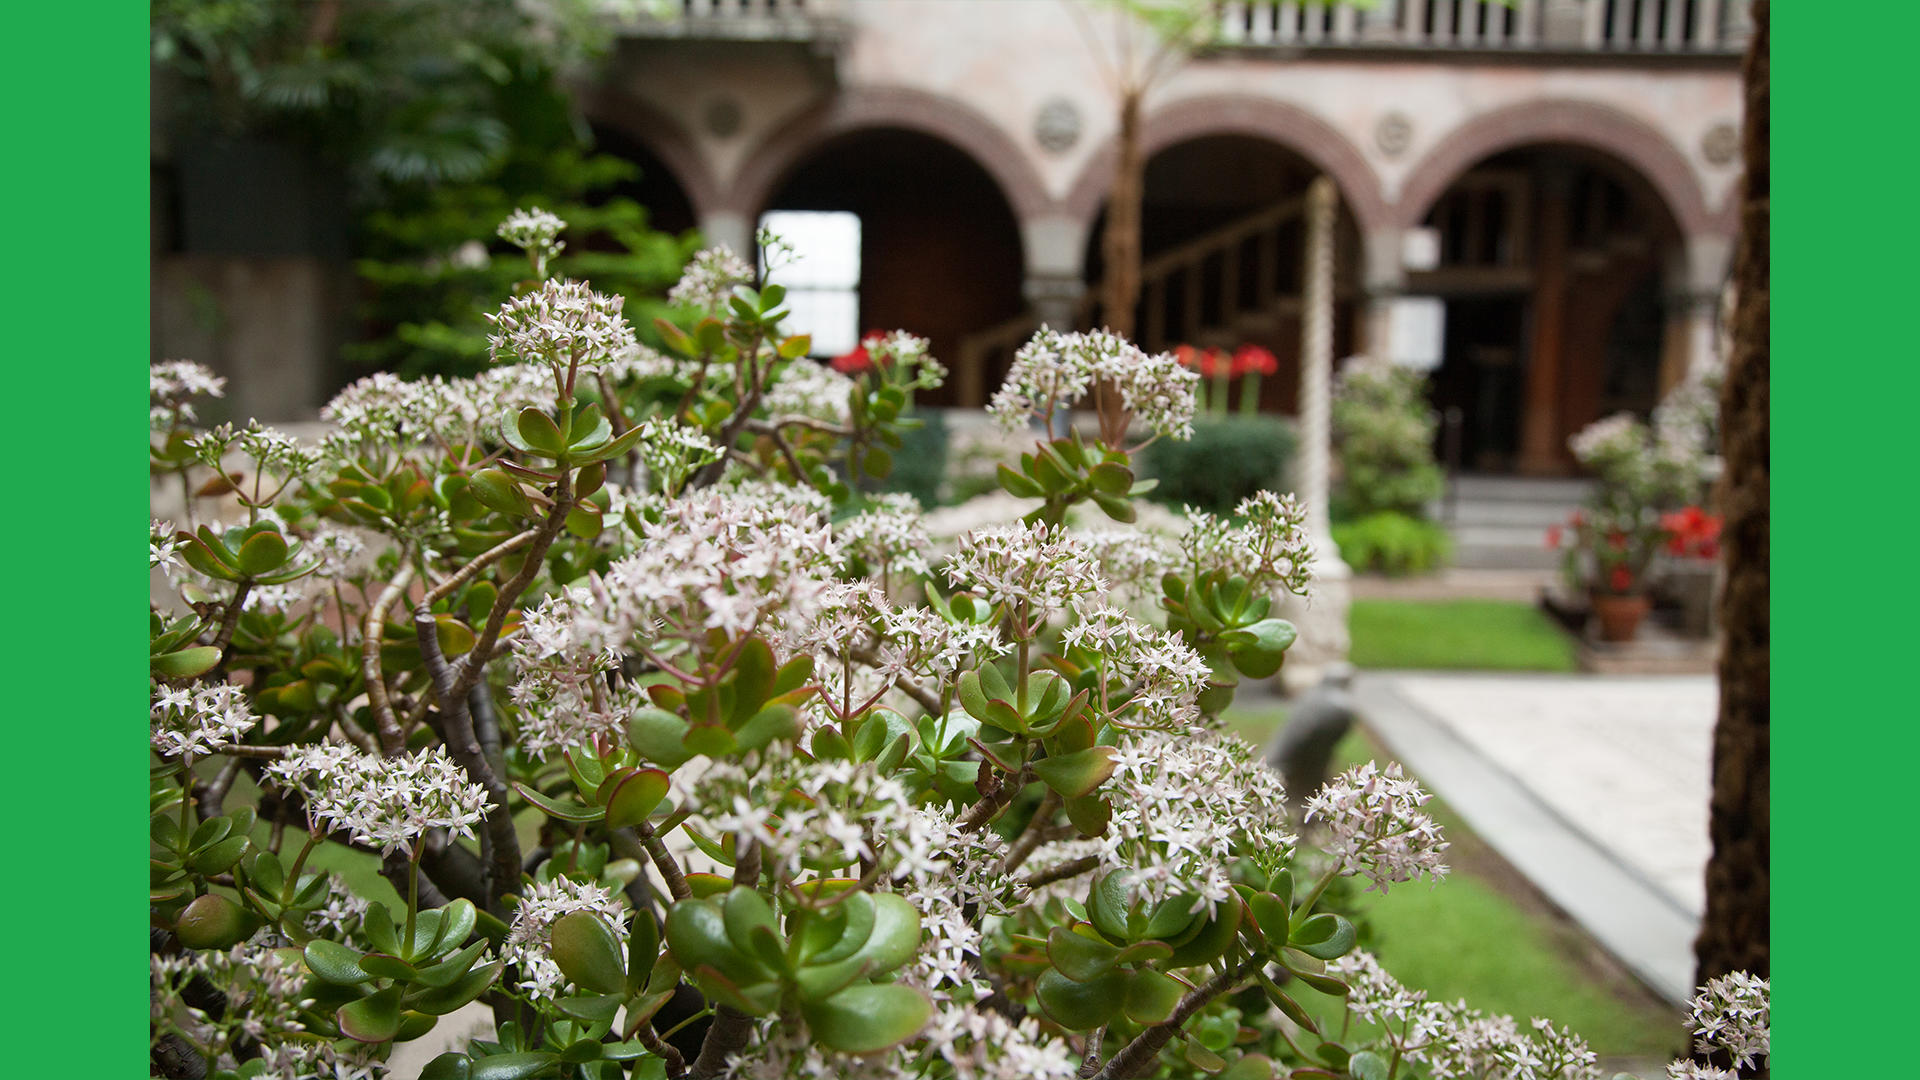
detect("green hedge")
[1333,511,1452,576]
[1142,415,1296,515]
[879,409,949,508]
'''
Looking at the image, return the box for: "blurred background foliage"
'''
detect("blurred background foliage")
[152,0,695,379]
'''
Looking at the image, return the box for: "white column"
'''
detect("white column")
[1300,178,1344,562]
[698,211,753,259]
[1280,176,1352,692]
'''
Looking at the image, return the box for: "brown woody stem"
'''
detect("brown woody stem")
[1094,963,1254,1079]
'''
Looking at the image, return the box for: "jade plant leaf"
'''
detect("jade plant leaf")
[801,982,933,1054]
[550,911,628,996]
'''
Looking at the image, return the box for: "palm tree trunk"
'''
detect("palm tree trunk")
[1694,0,1768,1002]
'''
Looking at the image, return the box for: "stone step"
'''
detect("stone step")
[1449,545,1563,571]
[1447,475,1595,503]
[1442,500,1581,528]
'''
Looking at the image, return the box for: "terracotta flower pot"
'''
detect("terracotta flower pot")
[1591,593,1651,643]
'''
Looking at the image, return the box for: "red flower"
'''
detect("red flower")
[1175,344,1232,377]
[1545,525,1563,550]
[1660,505,1724,559]
[1231,344,1278,378]
[1609,565,1634,594]
[830,345,872,374]
[1606,531,1628,551]
[1570,511,1586,528]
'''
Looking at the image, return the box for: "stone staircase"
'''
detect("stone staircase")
[1439,474,1593,571]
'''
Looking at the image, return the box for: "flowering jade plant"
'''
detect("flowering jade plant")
[151,208,1751,1080]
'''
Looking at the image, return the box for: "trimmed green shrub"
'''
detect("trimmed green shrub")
[1333,511,1453,576]
[1333,357,1445,519]
[880,408,949,507]
[1142,415,1296,515]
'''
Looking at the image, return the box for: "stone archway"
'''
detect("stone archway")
[1063,94,1390,240]
[1399,136,1704,474]
[750,125,1030,408]
[727,86,1053,225]
[580,91,727,226]
[1395,98,1728,237]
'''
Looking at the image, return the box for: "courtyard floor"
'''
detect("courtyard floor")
[1352,671,1716,1006]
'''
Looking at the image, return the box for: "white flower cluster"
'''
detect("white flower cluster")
[541,492,842,654]
[191,420,321,479]
[1303,761,1449,895]
[154,941,389,1080]
[1073,527,1180,604]
[1181,490,1316,597]
[761,357,855,424]
[865,329,949,390]
[246,582,312,615]
[945,522,1105,628]
[509,491,847,754]
[504,877,628,1001]
[838,493,933,582]
[152,517,183,572]
[497,205,566,261]
[987,327,1198,441]
[1677,971,1768,1075]
[918,1002,1082,1080]
[1568,412,1644,470]
[303,875,372,942]
[893,802,1015,996]
[1329,950,1601,1080]
[741,1000,1080,1080]
[601,342,699,385]
[151,359,226,429]
[1569,409,1705,506]
[506,646,635,761]
[776,581,1004,721]
[487,278,638,370]
[151,683,258,759]
[264,744,489,856]
[1098,729,1295,912]
[321,365,556,455]
[306,523,369,580]
[699,749,979,897]
[637,417,722,496]
[668,244,754,311]
[1060,599,1210,730]
[253,1040,388,1080]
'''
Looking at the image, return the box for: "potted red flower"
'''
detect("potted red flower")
[1657,505,1722,636]
[1546,505,1665,643]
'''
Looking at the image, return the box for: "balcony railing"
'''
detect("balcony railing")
[1214,0,1751,54]
[611,0,844,41]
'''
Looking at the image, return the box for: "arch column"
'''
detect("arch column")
[1358,226,1406,360]
[698,211,755,259]
[1666,233,1736,387]
[1279,176,1352,692]
[1022,210,1092,329]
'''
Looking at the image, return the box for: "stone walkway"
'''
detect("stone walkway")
[1352,671,1717,1006]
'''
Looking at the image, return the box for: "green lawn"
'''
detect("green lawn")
[1223,709,1679,1060]
[1349,599,1577,672]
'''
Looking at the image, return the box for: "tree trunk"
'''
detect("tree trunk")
[1101,87,1145,340]
[1694,0,1768,1002]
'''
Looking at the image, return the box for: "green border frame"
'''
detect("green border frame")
[0,1,1856,1074]
[7,3,147,1075]
[1772,4,1902,1073]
